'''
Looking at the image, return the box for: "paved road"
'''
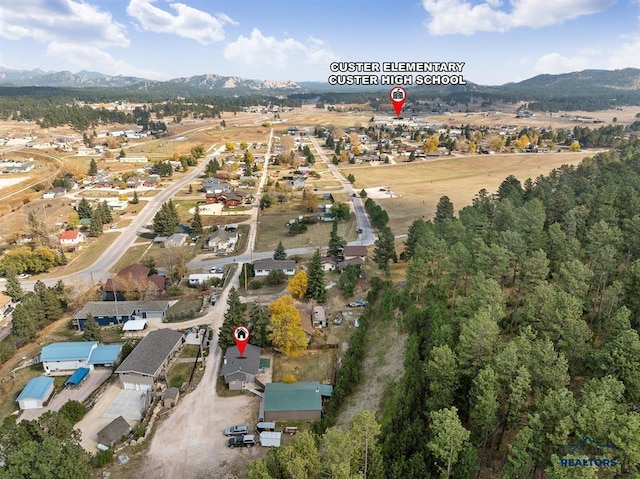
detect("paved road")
[304,129,376,246]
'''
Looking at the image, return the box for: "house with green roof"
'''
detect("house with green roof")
[17,376,54,410]
[262,381,333,422]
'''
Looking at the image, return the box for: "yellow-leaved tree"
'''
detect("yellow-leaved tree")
[287,271,308,299]
[268,294,308,356]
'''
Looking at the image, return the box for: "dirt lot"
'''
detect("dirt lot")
[339,150,589,234]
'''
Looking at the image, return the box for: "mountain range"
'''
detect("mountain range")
[0,66,638,97]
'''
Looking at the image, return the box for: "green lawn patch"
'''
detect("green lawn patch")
[166,298,203,322]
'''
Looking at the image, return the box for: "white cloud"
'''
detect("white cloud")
[45,42,166,79]
[422,0,617,35]
[534,35,640,76]
[0,0,128,47]
[127,0,236,44]
[224,29,337,68]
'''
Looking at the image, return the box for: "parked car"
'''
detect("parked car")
[210,266,225,274]
[228,434,256,448]
[227,434,256,448]
[348,300,368,308]
[210,294,218,305]
[224,425,248,436]
[17,273,30,279]
[109,224,118,229]
[3,306,14,317]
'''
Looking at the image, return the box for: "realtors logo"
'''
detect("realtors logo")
[560,436,618,468]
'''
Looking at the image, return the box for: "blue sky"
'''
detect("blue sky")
[0,0,638,85]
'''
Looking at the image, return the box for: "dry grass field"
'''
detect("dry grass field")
[340,150,590,234]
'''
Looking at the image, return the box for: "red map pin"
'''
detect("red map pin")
[233,325,250,356]
[389,86,407,117]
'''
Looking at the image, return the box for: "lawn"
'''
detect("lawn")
[166,298,203,321]
[109,244,149,273]
[338,151,588,234]
[166,362,194,388]
[255,201,357,253]
[272,349,335,384]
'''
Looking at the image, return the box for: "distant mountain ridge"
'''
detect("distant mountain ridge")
[0,66,638,96]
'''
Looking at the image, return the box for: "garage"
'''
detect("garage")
[17,376,55,410]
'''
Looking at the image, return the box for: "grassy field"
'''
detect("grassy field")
[255,201,357,252]
[272,349,335,384]
[109,244,149,273]
[339,151,589,234]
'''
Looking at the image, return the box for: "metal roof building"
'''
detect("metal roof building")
[17,376,55,409]
[262,382,333,422]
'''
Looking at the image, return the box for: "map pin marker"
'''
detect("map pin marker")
[233,325,250,357]
[389,86,407,117]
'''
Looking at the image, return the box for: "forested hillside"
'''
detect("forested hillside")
[381,138,640,478]
[248,138,640,479]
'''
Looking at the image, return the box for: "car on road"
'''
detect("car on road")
[109,224,118,229]
[224,425,248,436]
[348,300,368,308]
[210,294,218,305]
[17,274,30,279]
[358,228,363,234]
[227,434,256,448]
[210,266,225,274]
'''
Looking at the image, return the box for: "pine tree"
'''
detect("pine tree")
[327,220,346,258]
[89,209,103,237]
[77,197,93,219]
[88,158,98,176]
[306,249,327,303]
[4,272,24,302]
[219,287,248,351]
[83,313,102,341]
[191,206,203,236]
[373,226,397,273]
[100,201,113,223]
[248,303,271,347]
[131,190,139,204]
[273,240,287,260]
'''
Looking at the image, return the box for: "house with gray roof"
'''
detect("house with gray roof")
[115,329,184,391]
[72,300,170,331]
[253,259,296,277]
[220,344,262,390]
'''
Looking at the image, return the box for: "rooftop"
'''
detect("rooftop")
[73,301,170,320]
[88,344,123,364]
[17,376,54,401]
[220,344,261,380]
[263,382,333,413]
[115,329,183,377]
[253,259,296,271]
[41,341,97,362]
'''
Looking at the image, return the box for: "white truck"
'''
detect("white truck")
[259,431,282,447]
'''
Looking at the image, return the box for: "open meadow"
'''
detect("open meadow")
[340,150,590,234]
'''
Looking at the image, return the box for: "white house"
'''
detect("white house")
[40,341,123,375]
[253,259,296,277]
[59,230,85,247]
[203,230,238,252]
[106,200,128,211]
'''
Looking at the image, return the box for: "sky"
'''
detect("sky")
[0,0,638,86]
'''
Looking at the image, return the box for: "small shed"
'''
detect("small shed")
[17,376,55,410]
[311,306,327,328]
[97,416,131,447]
[163,387,180,408]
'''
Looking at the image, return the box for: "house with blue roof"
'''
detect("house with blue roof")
[40,341,123,375]
[17,376,54,409]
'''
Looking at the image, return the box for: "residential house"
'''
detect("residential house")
[72,301,170,331]
[203,229,238,252]
[42,187,67,199]
[40,341,123,375]
[103,263,166,301]
[202,178,230,193]
[164,233,189,248]
[220,344,262,390]
[114,329,184,391]
[320,256,338,272]
[253,259,296,277]
[261,382,333,422]
[59,230,85,249]
[17,376,55,410]
[97,416,131,447]
[338,245,368,271]
[187,273,221,287]
[282,174,306,189]
[106,200,128,211]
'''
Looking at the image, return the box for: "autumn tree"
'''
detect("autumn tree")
[268,294,307,356]
[302,188,319,212]
[287,271,308,299]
